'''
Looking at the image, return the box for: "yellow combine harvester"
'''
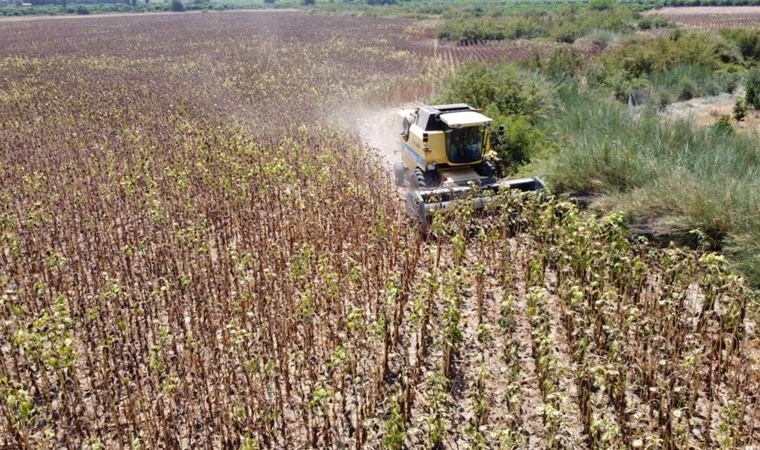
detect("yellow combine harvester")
[394,103,544,229]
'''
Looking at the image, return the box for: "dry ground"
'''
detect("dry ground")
[662,90,760,133]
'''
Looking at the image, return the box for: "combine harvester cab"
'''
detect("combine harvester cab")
[394,104,545,233]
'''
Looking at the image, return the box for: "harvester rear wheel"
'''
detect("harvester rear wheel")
[400,117,411,141]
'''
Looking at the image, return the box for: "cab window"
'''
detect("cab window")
[446,127,484,163]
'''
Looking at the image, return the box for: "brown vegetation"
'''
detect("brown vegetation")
[0,11,757,449]
[654,6,760,29]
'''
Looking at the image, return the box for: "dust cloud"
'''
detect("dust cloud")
[340,104,418,172]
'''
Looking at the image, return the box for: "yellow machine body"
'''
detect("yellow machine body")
[396,104,494,172]
[394,103,546,233]
[398,126,457,168]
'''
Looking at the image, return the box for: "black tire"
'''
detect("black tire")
[425,170,438,187]
[400,117,411,141]
[474,161,496,179]
[412,167,437,189]
[415,168,427,189]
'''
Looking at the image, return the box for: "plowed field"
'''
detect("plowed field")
[654,6,760,29]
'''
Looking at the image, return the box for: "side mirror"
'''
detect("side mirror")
[422,133,429,143]
[498,124,505,135]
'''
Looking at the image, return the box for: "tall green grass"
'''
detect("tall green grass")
[539,87,760,286]
[649,64,740,102]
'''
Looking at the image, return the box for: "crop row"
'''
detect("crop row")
[1,12,757,448]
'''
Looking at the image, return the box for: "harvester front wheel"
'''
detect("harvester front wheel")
[474,161,494,177]
[411,167,436,189]
[474,161,498,182]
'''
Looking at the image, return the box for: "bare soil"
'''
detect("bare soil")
[662,90,760,133]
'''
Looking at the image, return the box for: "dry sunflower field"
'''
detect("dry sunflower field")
[654,6,760,29]
[0,10,758,450]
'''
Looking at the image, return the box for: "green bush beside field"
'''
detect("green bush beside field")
[436,50,760,287]
[433,63,554,172]
[540,87,760,286]
[437,6,670,44]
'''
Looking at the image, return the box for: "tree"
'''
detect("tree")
[302,0,315,5]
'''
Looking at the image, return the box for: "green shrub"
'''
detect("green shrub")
[586,61,648,101]
[493,115,544,170]
[649,65,738,102]
[437,15,550,43]
[722,28,760,63]
[645,90,672,112]
[435,62,550,120]
[711,114,735,135]
[734,99,748,120]
[544,47,584,80]
[603,32,741,78]
[434,62,553,169]
[436,7,666,44]
[588,32,744,104]
[550,22,581,43]
[589,0,618,10]
[745,67,760,109]
[637,14,670,30]
[169,0,184,11]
